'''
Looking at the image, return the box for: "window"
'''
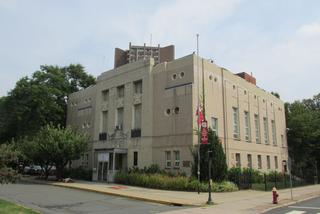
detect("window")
[117,108,124,129]
[247,154,252,168]
[101,111,108,132]
[133,104,142,129]
[263,117,269,144]
[134,80,142,94]
[267,155,271,169]
[165,151,171,168]
[174,151,180,168]
[165,108,171,116]
[174,107,180,114]
[133,151,138,166]
[271,120,277,145]
[102,89,109,102]
[117,85,125,98]
[244,111,251,142]
[235,153,241,168]
[258,155,262,169]
[172,73,177,80]
[211,117,218,136]
[274,156,278,169]
[254,114,261,144]
[233,107,240,139]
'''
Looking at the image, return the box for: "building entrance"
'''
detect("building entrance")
[97,153,109,182]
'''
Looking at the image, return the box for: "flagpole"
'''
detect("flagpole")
[197,34,201,194]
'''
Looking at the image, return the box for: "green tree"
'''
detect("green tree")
[192,128,228,182]
[0,64,95,143]
[24,125,88,180]
[271,91,280,98]
[286,93,320,181]
[0,144,19,184]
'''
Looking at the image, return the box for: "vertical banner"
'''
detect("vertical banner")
[201,120,208,144]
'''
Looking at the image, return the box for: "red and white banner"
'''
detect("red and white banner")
[196,106,203,125]
[201,120,208,144]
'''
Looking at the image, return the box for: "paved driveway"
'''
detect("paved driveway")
[0,181,185,214]
[265,197,320,214]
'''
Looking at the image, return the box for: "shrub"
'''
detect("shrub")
[63,167,92,181]
[227,167,242,184]
[212,181,238,192]
[266,170,285,182]
[114,171,238,192]
[192,129,228,182]
[145,164,162,174]
[242,168,263,183]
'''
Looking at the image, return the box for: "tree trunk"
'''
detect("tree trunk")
[56,166,63,181]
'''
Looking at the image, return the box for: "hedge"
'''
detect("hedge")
[114,171,238,192]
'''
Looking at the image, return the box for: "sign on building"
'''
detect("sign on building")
[98,153,109,162]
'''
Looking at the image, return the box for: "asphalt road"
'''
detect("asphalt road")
[266,197,320,214]
[0,181,185,214]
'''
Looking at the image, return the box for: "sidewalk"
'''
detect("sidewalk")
[23,177,320,213]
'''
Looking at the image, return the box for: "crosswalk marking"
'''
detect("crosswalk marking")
[284,211,306,214]
[289,206,320,210]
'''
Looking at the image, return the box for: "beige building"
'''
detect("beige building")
[67,44,288,182]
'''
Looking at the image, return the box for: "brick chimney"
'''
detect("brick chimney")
[236,72,256,85]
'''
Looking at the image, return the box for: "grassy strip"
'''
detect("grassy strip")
[0,198,39,214]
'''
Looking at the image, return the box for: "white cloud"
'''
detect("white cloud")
[217,22,320,102]
[120,0,241,54]
[297,22,320,37]
[0,0,319,102]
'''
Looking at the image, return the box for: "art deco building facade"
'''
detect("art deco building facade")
[67,44,288,182]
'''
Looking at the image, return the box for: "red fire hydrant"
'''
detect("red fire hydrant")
[272,187,279,204]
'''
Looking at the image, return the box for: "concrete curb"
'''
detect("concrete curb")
[22,178,198,207]
[261,193,320,213]
[52,183,196,207]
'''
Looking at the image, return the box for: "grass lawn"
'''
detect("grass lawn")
[0,198,39,214]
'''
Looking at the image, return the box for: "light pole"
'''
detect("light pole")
[207,150,213,205]
[196,33,201,194]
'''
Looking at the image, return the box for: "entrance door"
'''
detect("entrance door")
[97,161,108,181]
[98,162,103,181]
[103,161,108,181]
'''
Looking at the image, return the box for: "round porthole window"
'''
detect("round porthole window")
[180,72,185,78]
[233,85,236,90]
[165,108,171,116]
[172,73,177,80]
[244,90,247,95]
[209,75,213,80]
[174,107,180,114]
[214,77,217,82]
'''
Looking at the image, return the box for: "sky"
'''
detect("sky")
[0,0,319,102]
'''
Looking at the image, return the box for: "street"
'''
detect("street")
[266,197,320,214]
[0,181,185,214]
